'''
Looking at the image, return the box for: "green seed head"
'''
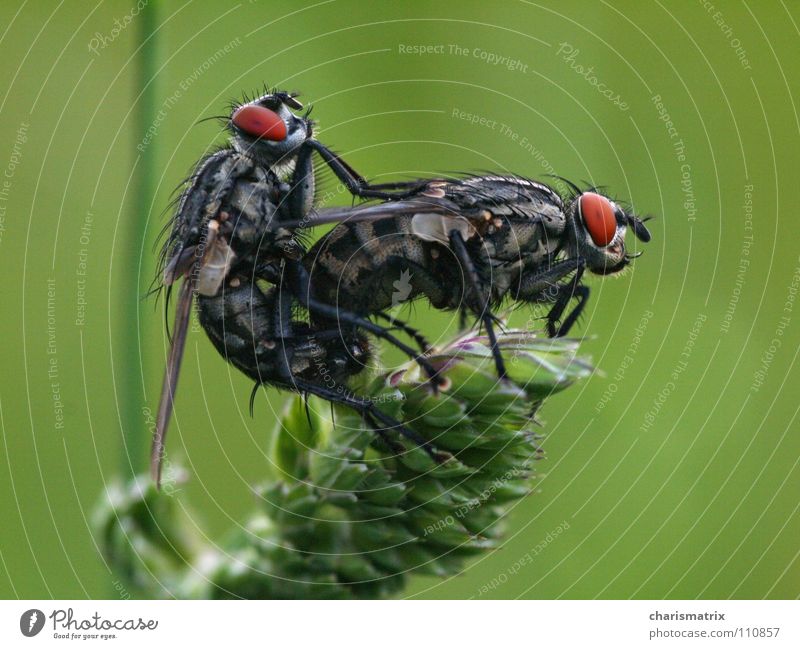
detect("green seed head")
[95,329,591,598]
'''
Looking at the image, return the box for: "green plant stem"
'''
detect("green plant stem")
[120,3,158,477]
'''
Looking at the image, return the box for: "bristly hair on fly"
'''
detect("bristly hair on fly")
[228,83,309,114]
[544,174,583,202]
[149,145,235,301]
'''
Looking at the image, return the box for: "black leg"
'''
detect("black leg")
[448,230,508,379]
[546,265,589,337]
[514,257,583,303]
[513,257,590,337]
[458,308,468,332]
[290,378,445,461]
[285,261,444,387]
[305,139,425,200]
[242,280,295,417]
[285,140,315,219]
[249,382,261,417]
[271,279,297,384]
[375,311,432,354]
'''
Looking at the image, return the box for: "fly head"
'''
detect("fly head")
[567,191,651,275]
[229,90,311,167]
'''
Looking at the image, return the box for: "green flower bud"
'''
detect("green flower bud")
[95,329,590,599]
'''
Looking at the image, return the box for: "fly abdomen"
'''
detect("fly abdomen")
[197,278,370,389]
[197,280,280,384]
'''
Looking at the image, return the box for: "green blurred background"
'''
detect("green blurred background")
[1,0,798,599]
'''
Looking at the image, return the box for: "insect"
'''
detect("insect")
[152,88,441,486]
[299,174,652,378]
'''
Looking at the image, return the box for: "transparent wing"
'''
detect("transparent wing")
[151,278,194,488]
[282,195,461,229]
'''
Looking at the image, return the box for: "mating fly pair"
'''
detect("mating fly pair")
[152,87,652,486]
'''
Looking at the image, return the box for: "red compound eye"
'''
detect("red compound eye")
[579,192,617,246]
[231,105,287,141]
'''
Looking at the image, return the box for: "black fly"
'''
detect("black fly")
[152,88,444,487]
[299,174,652,378]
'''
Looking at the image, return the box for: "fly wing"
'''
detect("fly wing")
[285,195,461,229]
[151,278,194,488]
[153,220,231,487]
